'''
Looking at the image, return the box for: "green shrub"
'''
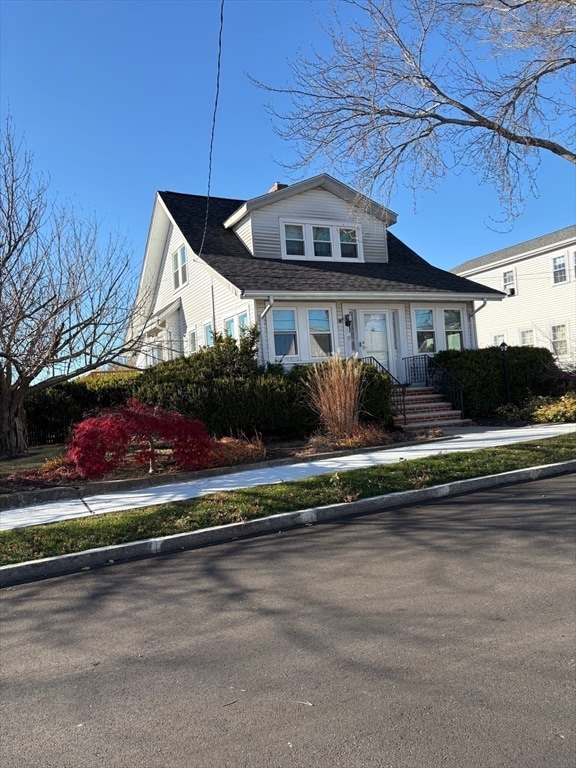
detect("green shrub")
[434,347,562,418]
[25,371,139,445]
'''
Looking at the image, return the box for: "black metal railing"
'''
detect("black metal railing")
[403,355,464,413]
[362,356,407,424]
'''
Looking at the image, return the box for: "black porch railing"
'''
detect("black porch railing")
[403,355,464,414]
[361,356,407,424]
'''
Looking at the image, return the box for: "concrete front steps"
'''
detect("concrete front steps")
[393,386,472,431]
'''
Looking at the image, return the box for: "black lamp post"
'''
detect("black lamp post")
[500,341,511,403]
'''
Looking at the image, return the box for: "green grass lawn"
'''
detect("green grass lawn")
[0,444,64,477]
[1,433,574,566]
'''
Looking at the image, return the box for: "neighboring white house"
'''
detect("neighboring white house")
[452,226,576,369]
[127,174,503,382]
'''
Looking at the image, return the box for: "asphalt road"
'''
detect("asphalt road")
[1,474,575,768]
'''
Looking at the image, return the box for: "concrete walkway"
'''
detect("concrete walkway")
[1,423,574,532]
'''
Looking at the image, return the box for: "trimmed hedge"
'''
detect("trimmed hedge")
[25,372,139,445]
[434,347,563,418]
[25,332,394,442]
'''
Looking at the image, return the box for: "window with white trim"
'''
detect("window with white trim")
[204,322,214,347]
[443,309,463,350]
[280,220,362,261]
[188,330,197,354]
[493,334,505,346]
[414,309,436,353]
[552,324,567,356]
[412,306,467,354]
[272,309,298,357]
[308,309,333,357]
[552,255,567,284]
[270,306,336,361]
[224,311,250,340]
[172,246,188,290]
[503,270,516,296]
[520,329,534,346]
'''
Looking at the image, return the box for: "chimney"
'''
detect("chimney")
[268,182,288,193]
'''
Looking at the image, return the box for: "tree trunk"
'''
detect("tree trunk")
[0,392,29,458]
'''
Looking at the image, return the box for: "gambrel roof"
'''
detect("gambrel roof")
[158,190,503,300]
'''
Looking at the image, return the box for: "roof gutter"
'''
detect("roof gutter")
[243,290,504,302]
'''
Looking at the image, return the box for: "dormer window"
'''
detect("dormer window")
[285,225,305,256]
[281,219,363,261]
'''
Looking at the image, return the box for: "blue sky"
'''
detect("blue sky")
[1,0,574,273]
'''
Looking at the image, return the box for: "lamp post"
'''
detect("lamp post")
[500,341,511,403]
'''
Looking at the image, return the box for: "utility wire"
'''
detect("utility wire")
[198,0,225,260]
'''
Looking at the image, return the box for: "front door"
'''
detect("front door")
[359,310,392,373]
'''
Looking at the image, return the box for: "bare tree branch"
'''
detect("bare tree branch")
[255,0,575,216]
[0,116,148,456]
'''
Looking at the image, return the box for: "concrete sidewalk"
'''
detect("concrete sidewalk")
[2,422,574,531]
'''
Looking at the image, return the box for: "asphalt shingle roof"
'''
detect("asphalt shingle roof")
[452,225,576,274]
[159,190,502,297]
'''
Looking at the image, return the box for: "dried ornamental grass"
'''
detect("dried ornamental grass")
[305,353,365,439]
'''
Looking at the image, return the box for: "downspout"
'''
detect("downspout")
[260,295,274,320]
[259,296,274,364]
[468,299,487,349]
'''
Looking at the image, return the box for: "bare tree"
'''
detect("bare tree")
[259,0,575,216]
[0,118,146,457]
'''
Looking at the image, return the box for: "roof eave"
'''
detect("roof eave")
[242,290,504,302]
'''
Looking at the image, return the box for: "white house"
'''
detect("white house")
[452,226,576,369]
[128,174,503,383]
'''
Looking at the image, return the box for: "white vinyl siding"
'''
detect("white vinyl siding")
[454,235,576,368]
[247,188,389,263]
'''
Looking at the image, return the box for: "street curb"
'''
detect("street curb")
[2,459,574,588]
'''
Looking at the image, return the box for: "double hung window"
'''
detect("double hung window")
[281,221,362,261]
[415,309,436,353]
[444,309,463,350]
[271,306,335,361]
[552,325,567,356]
[520,329,534,346]
[503,270,516,296]
[224,311,250,340]
[413,307,465,354]
[272,310,298,357]
[172,246,187,290]
[552,255,567,284]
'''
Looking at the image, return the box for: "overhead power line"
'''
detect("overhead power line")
[198,0,225,260]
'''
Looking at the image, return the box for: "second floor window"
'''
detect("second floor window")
[281,221,362,261]
[503,270,516,296]
[172,246,187,290]
[552,255,567,284]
